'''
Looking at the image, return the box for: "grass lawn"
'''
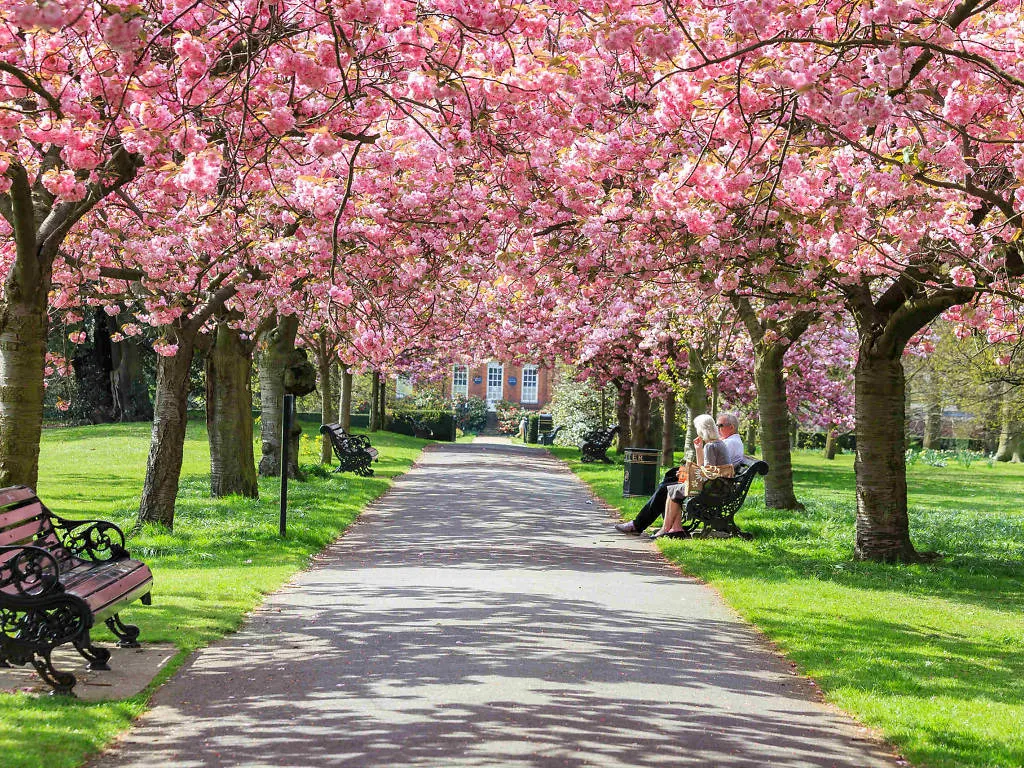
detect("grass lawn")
[0,418,428,768]
[550,446,1024,768]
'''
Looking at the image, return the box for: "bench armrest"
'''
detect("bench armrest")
[0,545,63,598]
[53,517,128,562]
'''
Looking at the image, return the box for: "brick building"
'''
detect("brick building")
[444,362,552,411]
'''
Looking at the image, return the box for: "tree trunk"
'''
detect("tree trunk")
[995,390,1023,462]
[340,369,353,431]
[137,341,196,529]
[745,421,758,454]
[111,333,153,422]
[369,373,381,432]
[317,339,338,464]
[682,365,708,462]
[922,388,942,449]
[378,374,387,429]
[661,389,676,466]
[71,309,116,423]
[853,350,920,562]
[755,346,804,509]
[206,323,258,498]
[615,383,631,453]
[824,429,838,460]
[630,381,653,447]
[258,315,299,477]
[0,303,48,489]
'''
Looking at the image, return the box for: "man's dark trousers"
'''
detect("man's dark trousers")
[631,467,678,532]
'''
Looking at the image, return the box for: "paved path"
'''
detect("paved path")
[93,441,896,768]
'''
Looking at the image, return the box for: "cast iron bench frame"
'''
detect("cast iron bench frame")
[320,424,379,477]
[580,425,619,463]
[0,485,153,695]
[539,425,563,446]
[669,458,769,539]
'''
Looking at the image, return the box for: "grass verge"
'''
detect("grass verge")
[550,446,1024,768]
[0,419,428,768]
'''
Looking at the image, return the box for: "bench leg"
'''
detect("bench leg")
[32,650,77,696]
[74,633,112,670]
[105,614,141,648]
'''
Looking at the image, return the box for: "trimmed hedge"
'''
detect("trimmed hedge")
[527,413,540,444]
[387,410,456,441]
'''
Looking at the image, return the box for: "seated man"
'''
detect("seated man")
[614,412,745,536]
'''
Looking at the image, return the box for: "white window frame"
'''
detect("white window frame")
[452,365,469,397]
[486,362,504,410]
[521,365,539,404]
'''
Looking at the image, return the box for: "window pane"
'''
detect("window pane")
[521,365,538,404]
[452,365,468,396]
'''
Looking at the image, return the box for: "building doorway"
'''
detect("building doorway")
[486,363,504,411]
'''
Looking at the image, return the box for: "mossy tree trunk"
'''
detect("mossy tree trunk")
[614,380,631,453]
[258,314,300,478]
[923,386,943,449]
[317,337,338,464]
[137,336,197,528]
[846,279,977,562]
[369,373,381,432]
[661,388,676,466]
[206,321,258,499]
[732,298,815,510]
[629,381,653,448]
[339,369,353,431]
[137,285,240,529]
[995,389,1023,462]
[824,429,838,460]
[682,347,709,462]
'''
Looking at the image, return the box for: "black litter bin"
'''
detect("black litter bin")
[623,448,660,497]
[538,413,554,437]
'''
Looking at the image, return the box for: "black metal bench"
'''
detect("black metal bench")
[669,458,769,539]
[580,425,619,463]
[0,486,154,695]
[320,423,379,477]
[539,425,563,446]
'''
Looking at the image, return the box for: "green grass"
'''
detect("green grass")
[550,446,1024,768]
[0,419,428,768]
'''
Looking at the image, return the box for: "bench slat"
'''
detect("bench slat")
[0,517,49,547]
[0,486,39,510]
[0,501,46,535]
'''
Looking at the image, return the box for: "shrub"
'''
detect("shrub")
[494,400,528,435]
[454,395,488,433]
[386,410,456,441]
[547,371,613,445]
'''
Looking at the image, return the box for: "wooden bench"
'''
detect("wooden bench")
[580,425,619,463]
[669,458,769,539]
[539,425,563,446]
[0,486,153,695]
[320,424,379,477]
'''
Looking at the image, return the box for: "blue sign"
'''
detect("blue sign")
[508,376,517,386]
[473,376,483,384]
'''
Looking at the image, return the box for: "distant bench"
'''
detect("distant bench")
[320,424,379,477]
[0,486,153,695]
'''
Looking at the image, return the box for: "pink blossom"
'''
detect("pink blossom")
[153,342,180,357]
[950,266,976,287]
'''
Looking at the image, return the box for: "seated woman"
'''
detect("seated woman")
[650,414,731,538]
